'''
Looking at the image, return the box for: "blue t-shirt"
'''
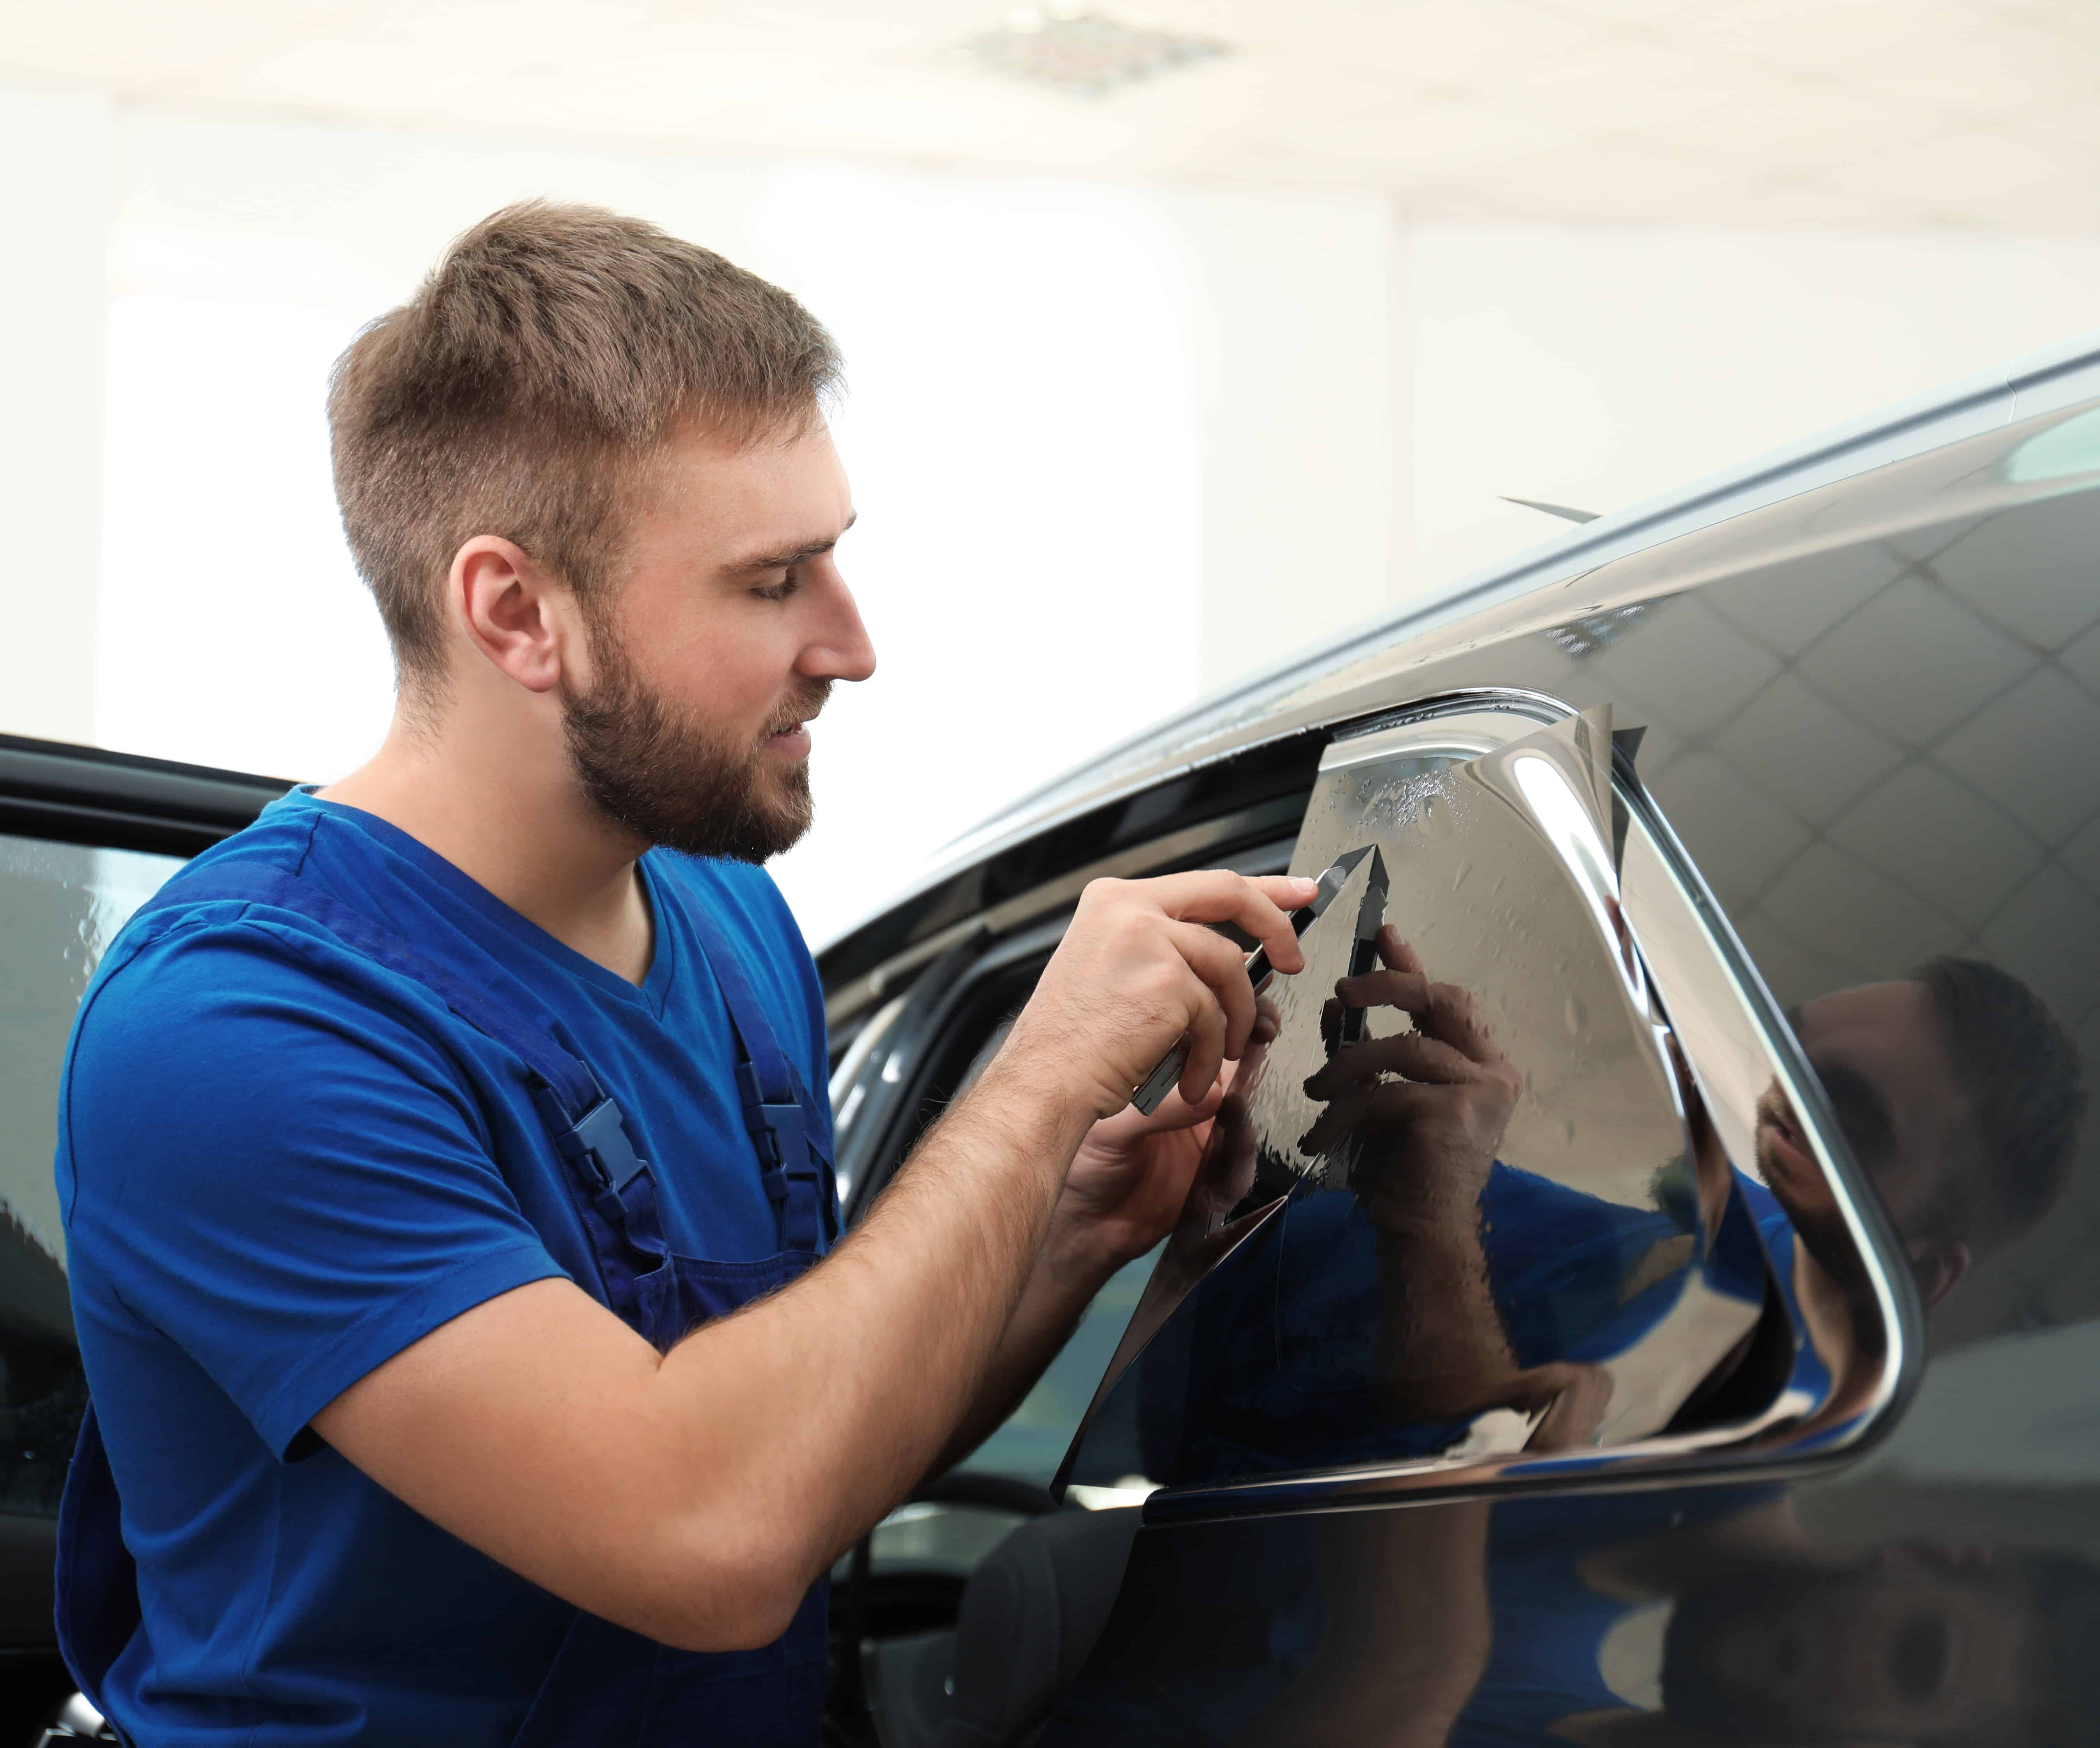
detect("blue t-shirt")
[1154,1164,1776,1482]
[56,791,832,1747]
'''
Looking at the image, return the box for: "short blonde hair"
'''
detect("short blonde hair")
[328,201,840,688]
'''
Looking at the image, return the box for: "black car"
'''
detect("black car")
[8,332,2100,1746]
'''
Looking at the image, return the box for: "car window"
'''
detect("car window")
[0,832,181,1515]
[961,1249,1156,1492]
[1610,481,2100,1361]
[1061,705,1892,1511]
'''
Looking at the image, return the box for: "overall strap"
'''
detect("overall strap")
[133,861,671,1310]
[677,897,836,1254]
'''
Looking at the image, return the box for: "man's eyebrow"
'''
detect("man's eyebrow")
[729,512,858,574]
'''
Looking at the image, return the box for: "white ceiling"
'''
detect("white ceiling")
[3,0,2097,230]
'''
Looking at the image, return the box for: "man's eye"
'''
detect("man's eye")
[753,575,801,603]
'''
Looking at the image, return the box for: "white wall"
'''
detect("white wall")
[1409,228,2100,590]
[0,87,109,747]
[1169,189,1404,690]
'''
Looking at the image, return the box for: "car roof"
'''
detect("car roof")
[824,326,2100,957]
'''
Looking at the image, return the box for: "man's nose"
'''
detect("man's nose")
[801,570,876,684]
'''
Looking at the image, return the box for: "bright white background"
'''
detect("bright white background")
[8,87,2100,945]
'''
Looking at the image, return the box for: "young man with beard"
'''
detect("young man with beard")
[52,203,1318,1747]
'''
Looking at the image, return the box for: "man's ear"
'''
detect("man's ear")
[1908,1240,1970,1309]
[454,535,571,695]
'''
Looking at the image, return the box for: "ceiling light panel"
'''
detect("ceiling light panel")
[960,6,1230,96]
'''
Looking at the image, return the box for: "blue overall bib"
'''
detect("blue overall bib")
[56,860,839,1746]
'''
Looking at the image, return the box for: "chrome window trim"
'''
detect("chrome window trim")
[1092,692,1922,1527]
[1318,692,1571,771]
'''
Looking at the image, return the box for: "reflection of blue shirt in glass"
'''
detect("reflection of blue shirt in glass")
[1732,1172,1834,1436]
[1453,1486,1784,1748]
[1154,1163,1779,1482]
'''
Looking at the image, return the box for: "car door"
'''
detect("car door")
[827,391,2100,1748]
[820,782,1318,1743]
[0,737,285,1739]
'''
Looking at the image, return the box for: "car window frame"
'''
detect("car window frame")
[1038,693,1926,1528]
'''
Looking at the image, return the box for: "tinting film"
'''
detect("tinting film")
[1061,708,1887,1506]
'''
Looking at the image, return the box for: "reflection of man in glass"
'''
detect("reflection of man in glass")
[1283,940,2083,1458]
[1759,958,2084,1313]
[1455,1489,2100,1748]
[1073,953,2091,1745]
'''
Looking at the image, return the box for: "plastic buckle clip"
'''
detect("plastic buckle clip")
[735,1062,806,1172]
[556,1097,649,1192]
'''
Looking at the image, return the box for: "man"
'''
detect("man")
[53,202,1317,1745]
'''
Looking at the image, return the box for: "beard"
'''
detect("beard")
[561,616,827,864]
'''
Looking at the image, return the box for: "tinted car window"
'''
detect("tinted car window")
[1622,484,2100,1355]
[1063,709,1870,1501]
[0,833,180,1514]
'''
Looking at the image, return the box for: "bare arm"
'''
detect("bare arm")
[313,870,1312,1653]
[928,1059,1233,1478]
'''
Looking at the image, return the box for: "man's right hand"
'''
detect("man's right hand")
[1000,870,1318,1120]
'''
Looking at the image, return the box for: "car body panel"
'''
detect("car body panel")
[829,340,2100,1748]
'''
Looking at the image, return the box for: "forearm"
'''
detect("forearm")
[927,1213,1124,1477]
[656,1053,1097,1608]
[324,1073,1098,1654]
[1372,1212,1519,1420]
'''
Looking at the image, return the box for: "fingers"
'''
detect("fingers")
[1092,1074,1223,1149]
[1375,925,1425,977]
[1036,873,1317,1121]
[1146,870,1317,977]
[1179,1001,1227,1110]
[1330,970,1500,1068]
[1300,1079,1430,1157]
[1303,1030,1478,1100]
[1334,967,1430,1011]
[1149,921,1249,1105]
[1166,919,1258,1061]
[1423,983,1497,1066]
